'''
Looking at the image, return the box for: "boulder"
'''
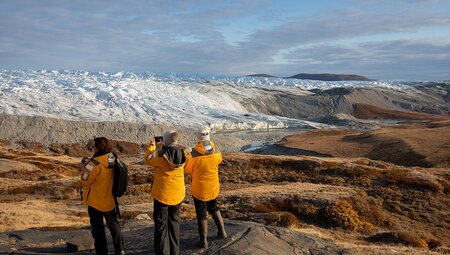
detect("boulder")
[66,232,94,252]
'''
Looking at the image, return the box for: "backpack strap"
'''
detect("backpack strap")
[114,196,121,217]
[112,152,121,217]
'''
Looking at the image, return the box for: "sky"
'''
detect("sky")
[1,0,450,80]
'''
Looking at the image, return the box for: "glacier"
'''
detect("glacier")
[0,70,432,131]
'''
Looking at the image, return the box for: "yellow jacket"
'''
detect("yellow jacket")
[185,141,222,201]
[80,153,116,212]
[144,144,187,206]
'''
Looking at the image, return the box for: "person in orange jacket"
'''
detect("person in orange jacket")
[185,126,227,248]
[80,137,125,255]
[143,130,187,255]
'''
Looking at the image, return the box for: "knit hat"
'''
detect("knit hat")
[197,126,211,141]
[163,130,179,146]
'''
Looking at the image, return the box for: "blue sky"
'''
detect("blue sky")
[1,0,450,80]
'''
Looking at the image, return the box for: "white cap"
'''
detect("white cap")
[197,126,211,141]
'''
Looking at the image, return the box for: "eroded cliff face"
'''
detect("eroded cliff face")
[236,84,450,120]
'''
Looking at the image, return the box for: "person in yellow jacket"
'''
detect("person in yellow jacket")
[80,137,125,255]
[144,130,187,255]
[185,126,227,248]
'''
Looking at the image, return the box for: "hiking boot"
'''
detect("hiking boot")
[198,219,208,248]
[212,210,227,239]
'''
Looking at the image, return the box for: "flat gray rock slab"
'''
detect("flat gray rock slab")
[0,220,346,254]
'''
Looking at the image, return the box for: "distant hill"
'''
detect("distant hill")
[247,73,372,81]
[288,73,371,81]
[247,73,276,78]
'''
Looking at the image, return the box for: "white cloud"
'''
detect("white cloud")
[0,0,449,79]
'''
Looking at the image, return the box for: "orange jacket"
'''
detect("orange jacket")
[185,141,222,201]
[144,144,187,206]
[80,153,116,212]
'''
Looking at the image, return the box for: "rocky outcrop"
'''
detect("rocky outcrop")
[0,220,345,254]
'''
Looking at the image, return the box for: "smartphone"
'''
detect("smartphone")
[154,136,163,143]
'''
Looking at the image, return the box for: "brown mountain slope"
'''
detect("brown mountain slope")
[352,103,449,121]
[278,120,450,167]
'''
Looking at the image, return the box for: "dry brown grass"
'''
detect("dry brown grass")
[25,159,79,177]
[253,198,321,219]
[0,199,88,231]
[366,231,436,250]
[251,196,376,234]
[222,153,448,244]
[180,203,197,220]
[127,184,152,194]
[0,142,448,252]
[263,211,299,228]
[2,178,80,202]
[383,169,446,193]
[319,176,346,185]
[120,211,150,220]
[332,192,391,231]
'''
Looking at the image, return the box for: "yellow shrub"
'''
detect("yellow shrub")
[326,200,374,234]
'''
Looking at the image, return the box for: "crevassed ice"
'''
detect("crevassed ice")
[0,70,438,131]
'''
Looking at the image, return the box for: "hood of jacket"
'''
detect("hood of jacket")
[193,141,217,155]
[93,152,116,168]
[161,145,186,169]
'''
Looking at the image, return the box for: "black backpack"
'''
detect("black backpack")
[112,153,128,198]
[112,153,128,217]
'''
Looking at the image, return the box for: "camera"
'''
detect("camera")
[154,136,163,143]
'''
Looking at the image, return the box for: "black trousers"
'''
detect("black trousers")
[193,196,220,220]
[88,206,124,255]
[153,199,182,255]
